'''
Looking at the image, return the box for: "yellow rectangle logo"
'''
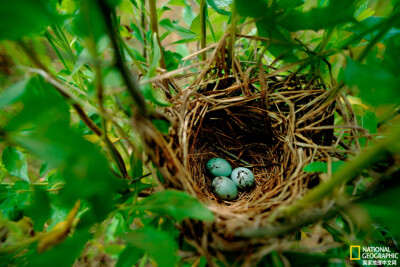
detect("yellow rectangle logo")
[350,245,361,260]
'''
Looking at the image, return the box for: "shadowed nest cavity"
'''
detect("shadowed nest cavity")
[140,36,365,263]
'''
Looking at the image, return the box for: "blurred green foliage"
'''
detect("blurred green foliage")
[0,0,399,266]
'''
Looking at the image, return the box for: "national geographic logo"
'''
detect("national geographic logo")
[350,246,361,260]
[350,245,399,266]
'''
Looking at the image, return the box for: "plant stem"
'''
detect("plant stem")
[228,0,237,68]
[356,22,392,62]
[118,34,147,75]
[148,0,166,70]
[45,32,70,72]
[200,0,207,60]
[141,0,148,60]
[98,1,149,116]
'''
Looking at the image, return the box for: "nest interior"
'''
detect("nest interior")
[144,36,365,261]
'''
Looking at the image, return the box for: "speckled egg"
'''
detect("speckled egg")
[206,158,232,177]
[212,176,238,200]
[231,167,254,190]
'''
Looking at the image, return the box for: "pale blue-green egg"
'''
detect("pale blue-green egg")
[206,158,232,177]
[231,167,254,190]
[212,176,238,200]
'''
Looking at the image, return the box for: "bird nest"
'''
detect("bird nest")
[135,36,365,264]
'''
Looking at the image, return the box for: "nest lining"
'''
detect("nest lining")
[142,36,366,260]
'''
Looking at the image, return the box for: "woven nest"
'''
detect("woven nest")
[136,36,366,264]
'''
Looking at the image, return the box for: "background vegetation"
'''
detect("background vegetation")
[0,0,399,266]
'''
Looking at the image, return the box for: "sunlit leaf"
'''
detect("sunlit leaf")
[206,0,231,16]
[356,8,375,21]
[159,19,197,39]
[2,146,30,183]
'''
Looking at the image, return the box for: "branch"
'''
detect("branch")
[98,1,149,116]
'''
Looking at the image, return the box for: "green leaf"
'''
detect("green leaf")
[0,0,57,40]
[130,23,145,44]
[25,187,50,231]
[124,227,177,267]
[159,19,197,39]
[74,0,107,41]
[152,119,171,135]
[105,0,122,7]
[4,77,121,222]
[277,0,304,9]
[142,84,171,107]
[183,3,196,26]
[303,161,345,173]
[5,77,70,132]
[382,35,400,76]
[279,0,356,31]
[344,58,400,106]
[0,181,30,221]
[26,231,91,267]
[360,110,378,134]
[359,185,400,238]
[141,34,172,107]
[0,78,29,109]
[236,0,268,18]
[39,162,50,177]
[130,152,143,179]
[134,189,215,222]
[206,0,231,16]
[284,251,345,267]
[2,146,30,183]
[116,245,144,267]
